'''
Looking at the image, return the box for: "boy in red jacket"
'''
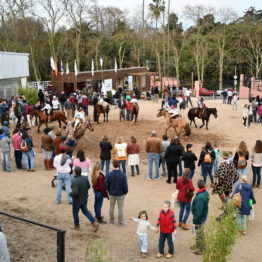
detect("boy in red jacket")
[156,201,177,258]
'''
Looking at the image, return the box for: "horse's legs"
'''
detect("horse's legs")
[58,120,62,128]
[200,119,205,128]
[62,119,67,128]
[206,119,209,130]
[38,122,42,133]
[192,118,197,128]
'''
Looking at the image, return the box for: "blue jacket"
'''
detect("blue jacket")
[106,169,128,197]
[168,97,179,107]
[233,183,256,215]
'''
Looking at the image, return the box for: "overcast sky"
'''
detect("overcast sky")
[99,0,262,17]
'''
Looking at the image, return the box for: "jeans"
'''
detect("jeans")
[237,167,247,176]
[101,159,110,176]
[232,101,237,110]
[94,190,104,218]
[14,150,23,169]
[73,199,95,226]
[236,214,247,231]
[119,160,126,175]
[119,109,125,120]
[126,109,130,121]
[167,162,178,182]
[159,232,174,255]
[56,172,72,203]
[22,150,35,170]
[253,110,257,123]
[138,234,148,253]
[159,154,167,176]
[131,165,139,175]
[1,152,11,171]
[201,163,214,184]
[252,165,261,186]
[223,97,227,104]
[189,169,195,179]
[82,105,88,116]
[148,153,160,179]
[186,96,193,107]
[179,202,191,224]
[243,117,247,127]
[213,159,219,174]
[109,195,125,224]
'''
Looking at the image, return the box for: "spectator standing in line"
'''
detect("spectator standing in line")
[21,132,35,172]
[59,91,68,111]
[213,143,221,175]
[73,149,92,177]
[0,129,12,172]
[232,93,238,110]
[127,136,140,176]
[114,136,127,175]
[1,121,10,138]
[221,89,228,104]
[250,140,262,188]
[64,99,73,119]
[191,180,209,255]
[99,135,112,176]
[160,135,170,177]
[248,102,253,126]
[242,104,248,128]
[11,128,22,169]
[182,144,198,179]
[145,131,163,181]
[251,99,258,123]
[106,159,128,226]
[41,128,54,170]
[70,166,99,231]
[227,89,233,104]
[185,88,193,107]
[233,141,249,177]
[118,96,126,121]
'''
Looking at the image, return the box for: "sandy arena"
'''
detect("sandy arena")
[0,98,261,262]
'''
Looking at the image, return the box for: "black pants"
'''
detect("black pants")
[227,96,232,104]
[14,150,23,169]
[253,111,257,123]
[243,117,247,127]
[167,162,178,183]
[159,232,174,255]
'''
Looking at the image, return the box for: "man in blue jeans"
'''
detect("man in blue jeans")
[145,131,163,180]
[70,166,99,231]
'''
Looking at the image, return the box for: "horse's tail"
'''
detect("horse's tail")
[185,123,191,136]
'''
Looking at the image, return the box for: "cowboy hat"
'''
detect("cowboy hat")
[221,151,233,159]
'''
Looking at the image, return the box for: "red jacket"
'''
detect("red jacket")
[176,177,195,203]
[82,97,89,106]
[93,173,108,198]
[157,209,176,233]
[69,96,76,104]
[125,101,131,110]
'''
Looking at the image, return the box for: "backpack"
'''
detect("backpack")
[238,155,247,169]
[20,140,29,152]
[232,184,242,208]
[204,152,212,163]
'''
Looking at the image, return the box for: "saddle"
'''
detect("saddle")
[170,115,180,121]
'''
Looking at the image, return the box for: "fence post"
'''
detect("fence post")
[57,230,66,262]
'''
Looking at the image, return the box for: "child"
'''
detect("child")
[156,201,177,259]
[132,211,156,258]
[242,104,248,128]
[213,143,221,174]
[182,144,197,179]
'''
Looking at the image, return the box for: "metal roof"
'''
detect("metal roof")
[0,51,29,80]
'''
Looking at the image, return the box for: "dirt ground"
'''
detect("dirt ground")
[0,98,261,262]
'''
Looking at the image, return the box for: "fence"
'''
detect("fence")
[0,211,66,262]
[28,81,51,89]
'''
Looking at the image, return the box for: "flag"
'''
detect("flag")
[114,58,118,73]
[66,62,70,74]
[91,59,94,76]
[74,60,78,76]
[60,60,64,75]
[99,57,103,68]
[50,57,55,71]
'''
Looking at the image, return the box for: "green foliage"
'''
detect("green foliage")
[106,91,112,99]
[202,202,239,262]
[18,86,38,105]
[86,238,111,262]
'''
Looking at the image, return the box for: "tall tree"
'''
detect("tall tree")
[149,0,165,29]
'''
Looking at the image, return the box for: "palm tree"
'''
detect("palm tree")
[149,0,165,29]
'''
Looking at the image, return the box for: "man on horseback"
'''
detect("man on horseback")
[168,105,180,121]
[98,93,109,109]
[73,107,85,132]
[41,98,52,122]
[197,97,207,118]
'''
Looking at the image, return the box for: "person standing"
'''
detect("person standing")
[11,128,22,169]
[53,130,62,156]
[250,140,262,188]
[91,162,108,224]
[21,132,35,172]
[176,169,195,230]
[118,96,126,121]
[252,99,258,123]
[213,143,221,174]
[99,135,112,176]
[127,136,140,176]
[70,166,99,231]
[258,103,262,123]
[182,144,198,179]
[53,146,72,204]
[233,141,249,177]
[52,96,60,110]
[227,89,233,104]
[81,94,89,116]
[59,91,68,111]
[0,230,10,262]
[114,137,127,175]
[191,180,209,255]
[242,104,248,128]
[106,159,128,226]
[125,98,131,121]
[160,135,170,177]
[0,129,12,172]
[221,89,228,104]
[165,138,184,184]
[232,93,238,110]
[185,88,193,107]
[73,149,92,177]
[64,99,73,119]
[41,128,54,170]
[145,131,163,181]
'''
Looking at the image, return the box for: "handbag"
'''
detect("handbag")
[232,183,242,208]
[186,182,194,200]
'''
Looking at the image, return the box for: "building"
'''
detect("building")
[51,67,156,95]
[0,51,29,99]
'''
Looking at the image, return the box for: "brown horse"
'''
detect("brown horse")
[93,104,110,124]
[30,109,67,133]
[130,103,139,123]
[157,108,191,137]
[66,118,94,140]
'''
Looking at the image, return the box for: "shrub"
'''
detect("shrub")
[202,202,239,262]
[18,86,38,105]
[86,238,111,262]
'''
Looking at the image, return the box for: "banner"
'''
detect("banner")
[102,79,113,93]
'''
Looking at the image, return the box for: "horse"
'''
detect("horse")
[30,109,67,133]
[157,108,191,137]
[188,107,217,130]
[93,104,110,124]
[130,103,139,123]
[66,118,94,140]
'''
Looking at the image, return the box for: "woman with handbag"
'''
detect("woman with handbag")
[176,168,195,230]
[114,136,127,175]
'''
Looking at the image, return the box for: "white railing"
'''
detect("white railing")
[28,81,51,89]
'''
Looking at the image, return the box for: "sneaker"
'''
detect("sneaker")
[156,253,164,258]
[147,177,152,181]
[166,254,173,258]
[155,177,160,181]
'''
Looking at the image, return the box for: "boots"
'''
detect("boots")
[181,223,190,230]
[178,222,182,227]
[91,222,99,232]
[97,217,107,224]
[44,159,48,170]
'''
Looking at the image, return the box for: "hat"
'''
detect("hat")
[126,95,131,100]
[3,121,8,126]
[59,145,68,152]
[221,151,233,159]
[241,175,248,182]
[151,130,157,135]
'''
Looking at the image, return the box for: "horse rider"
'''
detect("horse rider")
[41,98,52,121]
[98,93,109,109]
[197,97,207,117]
[52,96,61,111]
[168,105,180,121]
[130,95,138,104]
[73,107,85,132]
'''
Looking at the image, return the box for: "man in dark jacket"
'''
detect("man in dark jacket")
[191,179,209,255]
[106,159,128,226]
[70,166,99,231]
[182,144,198,179]
[59,91,68,111]
[38,89,45,107]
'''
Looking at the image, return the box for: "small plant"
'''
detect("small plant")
[202,202,239,262]
[18,86,38,105]
[86,238,111,262]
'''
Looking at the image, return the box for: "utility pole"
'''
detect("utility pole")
[167,0,170,76]
[142,0,145,62]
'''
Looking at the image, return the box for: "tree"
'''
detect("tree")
[149,0,165,29]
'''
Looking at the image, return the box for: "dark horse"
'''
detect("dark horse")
[130,103,139,123]
[188,107,217,130]
[30,109,67,133]
[93,104,110,124]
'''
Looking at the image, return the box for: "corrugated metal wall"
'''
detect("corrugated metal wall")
[0,52,29,79]
[0,79,19,98]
